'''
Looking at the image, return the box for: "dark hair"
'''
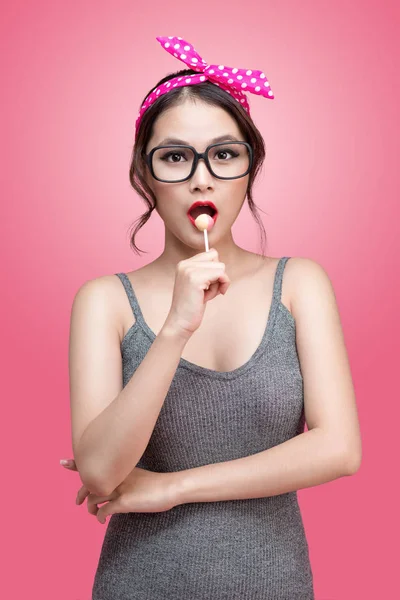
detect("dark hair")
[128,68,270,257]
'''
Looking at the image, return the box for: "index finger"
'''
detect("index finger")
[76,484,90,505]
[60,458,78,470]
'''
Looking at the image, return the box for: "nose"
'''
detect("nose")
[189,157,215,191]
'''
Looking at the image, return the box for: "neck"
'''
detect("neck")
[152,228,255,283]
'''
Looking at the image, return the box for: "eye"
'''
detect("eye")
[213,149,239,160]
[160,151,187,163]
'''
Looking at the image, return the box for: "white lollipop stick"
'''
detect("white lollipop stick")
[203,229,209,252]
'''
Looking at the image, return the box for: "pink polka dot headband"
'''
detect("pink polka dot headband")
[135,35,275,136]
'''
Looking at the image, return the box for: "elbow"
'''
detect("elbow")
[93,480,117,497]
[343,450,362,475]
[82,474,112,497]
[325,430,362,476]
[74,455,113,497]
[341,442,362,476]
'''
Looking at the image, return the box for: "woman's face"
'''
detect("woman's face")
[144,98,250,251]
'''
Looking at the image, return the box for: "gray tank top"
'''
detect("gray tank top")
[92,257,315,599]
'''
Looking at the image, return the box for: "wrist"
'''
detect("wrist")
[160,320,193,343]
[168,470,191,507]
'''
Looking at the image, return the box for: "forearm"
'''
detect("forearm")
[76,325,190,496]
[174,428,357,505]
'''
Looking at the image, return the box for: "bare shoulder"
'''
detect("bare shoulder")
[282,256,336,316]
[72,273,136,342]
[73,273,123,315]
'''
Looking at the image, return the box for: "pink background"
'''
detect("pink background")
[2,1,398,598]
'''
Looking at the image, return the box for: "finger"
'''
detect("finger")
[60,459,78,470]
[215,273,230,295]
[218,279,230,295]
[203,281,220,302]
[87,493,115,515]
[195,268,230,298]
[97,498,122,524]
[76,485,90,505]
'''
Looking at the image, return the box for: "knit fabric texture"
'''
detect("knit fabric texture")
[91,257,315,599]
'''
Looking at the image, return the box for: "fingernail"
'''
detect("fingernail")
[60,459,69,465]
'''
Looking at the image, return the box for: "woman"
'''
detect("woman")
[64,36,362,600]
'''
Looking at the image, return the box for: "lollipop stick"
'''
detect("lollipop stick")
[204,229,209,252]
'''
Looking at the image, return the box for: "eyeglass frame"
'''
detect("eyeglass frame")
[144,141,254,183]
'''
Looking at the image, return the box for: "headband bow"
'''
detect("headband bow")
[135,35,274,135]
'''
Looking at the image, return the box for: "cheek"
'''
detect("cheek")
[229,179,249,215]
[231,176,249,201]
[152,186,181,220]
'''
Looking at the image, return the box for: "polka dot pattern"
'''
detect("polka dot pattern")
[135,35,274,134]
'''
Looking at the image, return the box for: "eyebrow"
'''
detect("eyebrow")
[156,134,242,146]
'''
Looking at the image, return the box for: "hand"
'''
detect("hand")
[60,458,181,524]
[164,247,230,338]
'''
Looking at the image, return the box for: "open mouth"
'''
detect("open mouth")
[187,202,218,227]
[189,205,216,219]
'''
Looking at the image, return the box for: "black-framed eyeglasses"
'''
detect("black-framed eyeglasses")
[145,141,253,183]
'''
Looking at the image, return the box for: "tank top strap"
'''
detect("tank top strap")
[114,273,146,326]
[272,257,291,304]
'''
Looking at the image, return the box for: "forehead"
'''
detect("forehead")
[148,100,242,149]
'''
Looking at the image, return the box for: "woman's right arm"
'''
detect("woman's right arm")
[69,277,191,497]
